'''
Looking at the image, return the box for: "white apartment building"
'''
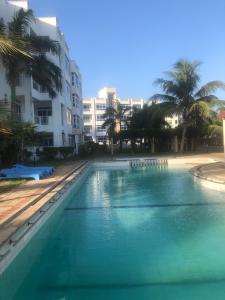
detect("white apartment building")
[0,0,83,153]
[83,88,144,143]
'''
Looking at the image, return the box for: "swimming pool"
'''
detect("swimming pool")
[1,165,225,299]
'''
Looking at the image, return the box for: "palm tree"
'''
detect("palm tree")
[102,100,130,152]
[1,9,62,119]
[129,103,171,152]
[151,60,225,152]
[0,19,31,57]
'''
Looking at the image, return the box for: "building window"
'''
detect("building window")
[33,81,39,91]
[39,134,54,147]
[96,114,105,121]
[84,126,92,134]
[68,135,75,146]
[73,114,80,129]
[75,73,80,88]
[97,125,105,132]
[65,81,70,100]
[72,93,79,107]
[85,136,93,142]
[96,136,106,143]
[15,102,22,122]
[83,115,91,122]
[71,72,75,86]
[61,104,64,125]
[96,104,106,110]
[120,104,130,109]
[121,125,128,131]
[37,107,52,117]
[133,104,141,109]
[83,104,91,111]
[67,109,72,125]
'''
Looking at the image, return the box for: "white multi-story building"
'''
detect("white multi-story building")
[0,0,83,152]
[83,88,144,143]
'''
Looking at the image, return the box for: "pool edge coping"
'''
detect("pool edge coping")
[0,161,90,274]
[190,162,225,192]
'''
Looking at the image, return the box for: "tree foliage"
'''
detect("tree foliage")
[151,59,225,151]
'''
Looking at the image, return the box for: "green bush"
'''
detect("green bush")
[58,147,74,159]
[41,147,59,160]
[98,144,108,152]
[78,141,99,158]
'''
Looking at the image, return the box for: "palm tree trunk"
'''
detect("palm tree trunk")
[119,120,122,153]
[119,138,123,152]
[191,138,194,152]
[10,81,17,120]
[21,137,24,162]
[151,137,155,153]
[111,137,114,158]
[180,126,187,152]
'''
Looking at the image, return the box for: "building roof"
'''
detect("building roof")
[218,111,225,119]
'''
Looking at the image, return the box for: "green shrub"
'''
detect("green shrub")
[98,144,108,152]
[41,147,58,160]
[78,141,99,158]
[58,147,74,159]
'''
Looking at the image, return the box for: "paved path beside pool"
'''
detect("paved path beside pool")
[191,161,225,184]
[0,161,86,228]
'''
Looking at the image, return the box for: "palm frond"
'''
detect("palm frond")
[8,9,34,36]
[28,34,60,55]
[189,101,210,119]
[28,54,62,98]
[207,124,223,136]
[195,81,225,98]
[0,34,31,57]
[150,93,177,103]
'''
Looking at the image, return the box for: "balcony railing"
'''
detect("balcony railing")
[35,115,51,125]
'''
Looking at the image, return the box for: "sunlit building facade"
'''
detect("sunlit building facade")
[83,88,144,143]
[0,0,83,152]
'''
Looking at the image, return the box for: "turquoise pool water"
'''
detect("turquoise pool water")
[2,166,225,299]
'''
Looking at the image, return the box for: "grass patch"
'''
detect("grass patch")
[0,179,25,194]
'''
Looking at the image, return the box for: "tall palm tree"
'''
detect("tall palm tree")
[0,19,31,57]
[1,9,62,119]
[151,60,225,152]
[102,100,130,152]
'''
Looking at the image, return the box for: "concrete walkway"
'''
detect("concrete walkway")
[0,162,86,227]
[191,161,225,184]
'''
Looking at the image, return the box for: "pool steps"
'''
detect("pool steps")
[0,162,89,269]
[130,158,168,167]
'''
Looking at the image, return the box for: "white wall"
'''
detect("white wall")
[0,0,84,149]
[83,89,144,143]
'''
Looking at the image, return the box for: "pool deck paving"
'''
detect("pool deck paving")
[0,161,88,249]
[191,161,225,184]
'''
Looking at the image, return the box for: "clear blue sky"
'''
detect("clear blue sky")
[30,0,225,100]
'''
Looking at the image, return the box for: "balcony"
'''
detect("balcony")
[34,115,53,131]
[32,81,51,101]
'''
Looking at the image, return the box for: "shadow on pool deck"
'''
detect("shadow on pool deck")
[0,162,87,222]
